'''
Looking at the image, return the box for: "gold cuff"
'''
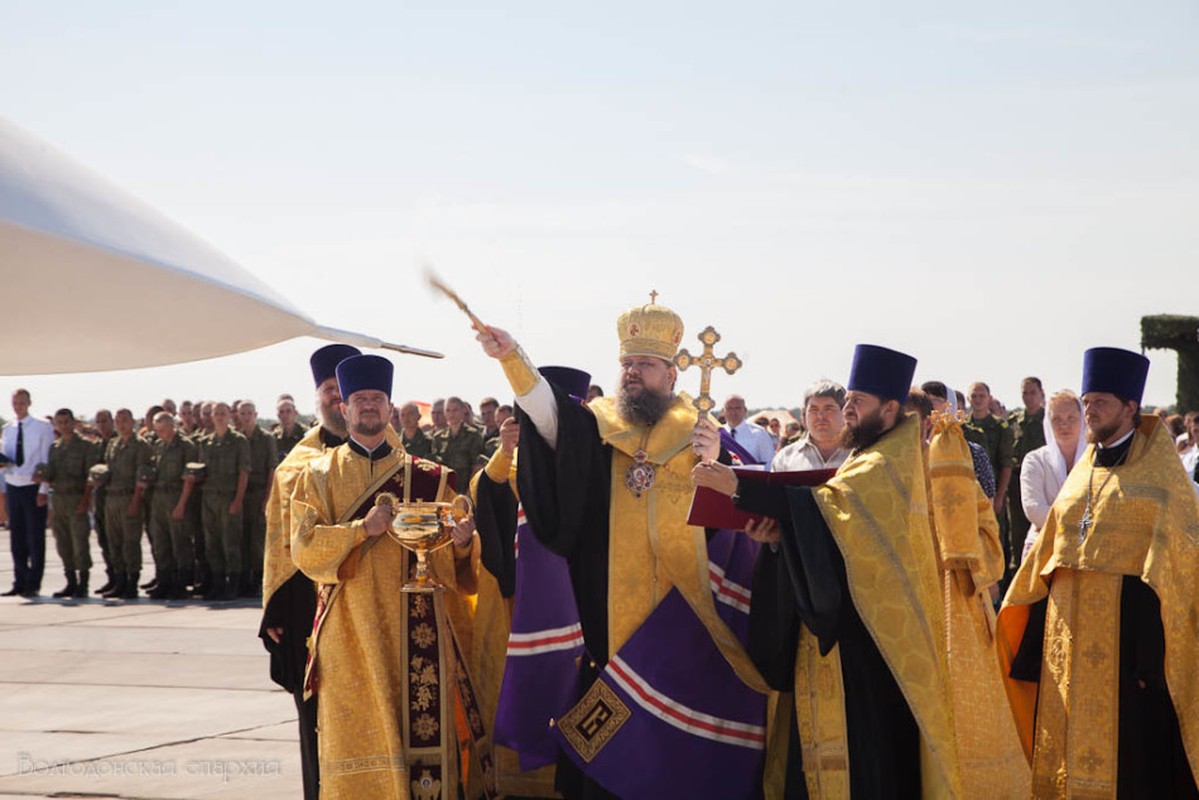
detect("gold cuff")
[484,448,514,484]
[453,538,474,559]
[500,347,540,397]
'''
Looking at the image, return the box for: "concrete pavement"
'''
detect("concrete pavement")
[0,526,303,799]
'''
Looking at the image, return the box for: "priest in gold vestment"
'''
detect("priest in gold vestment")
[291,354,479,800]
[259,343,359,800]
[695,344,964,799]
[469,415,559,798]
[997,347,1199,799]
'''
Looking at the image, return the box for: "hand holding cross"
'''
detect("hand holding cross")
[674,325,743,416]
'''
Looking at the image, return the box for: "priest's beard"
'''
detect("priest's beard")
[1087,418,1126,445]
[351,417,386,438]
[619,385,675,427]
[840,408,888,452]
[350,412,386,438]
[319,401,348,437]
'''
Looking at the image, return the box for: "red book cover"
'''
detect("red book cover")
[687,467,838,530]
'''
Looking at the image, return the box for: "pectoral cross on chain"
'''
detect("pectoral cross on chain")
[674,326,743,415]
[1078,507,1094,542]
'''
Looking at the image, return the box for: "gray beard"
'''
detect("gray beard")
[320,404,348,437]
[618,387,675,427]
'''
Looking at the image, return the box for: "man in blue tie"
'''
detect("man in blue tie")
[721,394,777,465]
[2,389,55,597]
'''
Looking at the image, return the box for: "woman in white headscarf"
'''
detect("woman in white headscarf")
[1019,389,1088,561]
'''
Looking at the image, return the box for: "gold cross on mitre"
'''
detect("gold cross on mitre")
[674,325,743,415]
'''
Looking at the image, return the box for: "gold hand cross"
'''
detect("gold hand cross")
[674,326,742,415]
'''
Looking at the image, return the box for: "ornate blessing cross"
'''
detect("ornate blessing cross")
[674,325,742,415]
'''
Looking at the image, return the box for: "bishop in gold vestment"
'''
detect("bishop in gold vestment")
[997,348,1199,799]
[475,301,769,799]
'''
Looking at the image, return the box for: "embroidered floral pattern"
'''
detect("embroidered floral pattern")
[409,655,439,711]
[412,713,439,741]
[412,622,436,649]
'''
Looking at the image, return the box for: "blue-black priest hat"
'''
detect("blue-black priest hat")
[847,344,917,404]
[1081,347,1149,405]
[539,366,592,403]
[336,354,394,400]
[310,344,361,388]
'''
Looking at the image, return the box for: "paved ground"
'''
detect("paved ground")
[0,526,303,799]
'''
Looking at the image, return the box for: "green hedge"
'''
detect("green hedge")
[1141,315,1199,412]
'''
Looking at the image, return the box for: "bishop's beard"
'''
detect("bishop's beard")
[840,407,887,452]
[619,385,675,427]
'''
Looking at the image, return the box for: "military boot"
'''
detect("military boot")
[168,570,191,600]
[198,571,224,601]
[218,573,240,601]
[74,570,89,599]
[193,564,212,597]
[52,572,78,598]
[140,574,157,591]
[148,570,173,600]
[122,572,140,600]
[101,572,127,599]
[95,568,115,595]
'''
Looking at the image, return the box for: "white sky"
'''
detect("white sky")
[2,1,1196,418]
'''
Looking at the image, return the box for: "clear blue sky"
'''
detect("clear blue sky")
[3,1,1196,417]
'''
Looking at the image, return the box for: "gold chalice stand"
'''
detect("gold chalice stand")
[375,494,474,593]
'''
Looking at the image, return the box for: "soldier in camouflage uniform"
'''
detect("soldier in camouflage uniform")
[102,409,152,600]
[91,408,119,594]
[177,400,197,438]
[430,396,484,478]
[1006,376,1047,568]
[43,409,98,598]
[397,401,433,458]
[962,381,1017,575]
[183,407,208,590]
[147,412,198,600]
[136,405,165,593]
[198,401,250,601]
[237,401,276,598]
[271,396,306,460]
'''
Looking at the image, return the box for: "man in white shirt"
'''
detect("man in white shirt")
[772,379,850,472]
[2,389,54,597]
[722,394,778,465]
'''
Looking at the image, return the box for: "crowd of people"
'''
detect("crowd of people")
[3,299,1199,800]
[0,390,529,602]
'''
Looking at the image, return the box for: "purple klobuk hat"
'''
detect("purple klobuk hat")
[539,366,592,403]
[1082,347,1150,405]
[310,344,361,388]
[847,344,917,403]
[336,354,393,400]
